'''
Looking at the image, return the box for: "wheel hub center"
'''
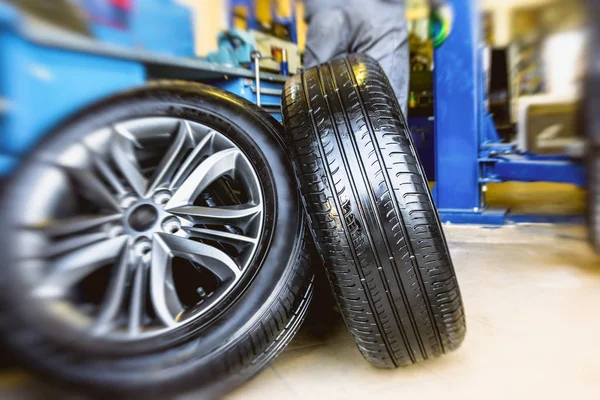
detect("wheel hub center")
[128,204,159,232]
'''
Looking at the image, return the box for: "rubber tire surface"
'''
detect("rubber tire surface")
[282,54,466,368]
[589,155,600,252]
[0,81,314,398]
[586,0,600,253]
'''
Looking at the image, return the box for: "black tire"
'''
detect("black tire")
[586,0,600,253]
[589,155,600,252]
[0,81,314,398]
[282,54,465,368]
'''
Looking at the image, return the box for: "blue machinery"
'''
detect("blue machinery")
[433,0,585,224]
[0,0,586,224]
[0,0,285,174]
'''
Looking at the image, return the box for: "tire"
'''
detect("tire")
[589,155,600,253]
[282,54,465,368]
[0,81,314,398]
[586,0,600,253]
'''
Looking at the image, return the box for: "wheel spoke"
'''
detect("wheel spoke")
[170,130,216,190]
[90,150,128,197]
[33,236,128,298]
[147,121,196,194]
[64,167,121,212]
[183,227,257,249]
[155,233,241,281]
[92,243,133,335]
[151,233,241,326]
[25,214,122,258]
[151,235,185,326]
[165,204,262,225]
[166,148,240,209]
[111,124,148,197]
[30,214,121,237]
[129,258,148,335]
[41,232,111,258]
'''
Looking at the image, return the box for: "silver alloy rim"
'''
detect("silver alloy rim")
[13,117,264,340]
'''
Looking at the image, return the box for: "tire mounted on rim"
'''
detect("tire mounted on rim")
[282,54,466,367]
[0,81,313,397]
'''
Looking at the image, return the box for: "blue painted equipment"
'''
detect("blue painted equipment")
[432,0,585,224]
[280,48,289,76]
[0,34,146,156]
[207,29,257,67]
[209,77,282,120]
[79,0,195,56]
[207,29,296,76]
[0,1,286,175]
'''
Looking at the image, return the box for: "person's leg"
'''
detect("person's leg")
[348,4,410,115]
[304,8,351,68]
[304,2,409,115]
[375,36,410,117]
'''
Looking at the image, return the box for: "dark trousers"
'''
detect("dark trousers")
[304,2,409,115]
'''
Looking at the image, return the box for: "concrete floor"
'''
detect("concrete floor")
[2,222,599,399]
[228,224,600,400]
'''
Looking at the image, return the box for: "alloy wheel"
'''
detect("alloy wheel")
[14,117,264,340]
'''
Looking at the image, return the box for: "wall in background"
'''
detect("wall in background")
[482,0,554,46]
[482,0,585,47]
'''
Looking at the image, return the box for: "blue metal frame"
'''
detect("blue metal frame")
[432,0,482,213]
[433,0,586,224]
[81,0,195,57]
[0,1,285,175]
[0,3,146,173]
[209,78,283,121]
[0,37,146,155]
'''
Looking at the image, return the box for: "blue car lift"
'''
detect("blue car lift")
[432,0,586,224]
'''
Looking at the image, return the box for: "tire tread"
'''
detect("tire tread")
[282,54,465,368]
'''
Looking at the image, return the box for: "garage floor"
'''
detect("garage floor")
[1,183,599,399]
[227,223,600,400]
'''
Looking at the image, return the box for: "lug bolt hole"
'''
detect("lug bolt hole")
[153,190,172,206]
[162,216,181,235]
[120,196,137,209]
[133,238,152,258]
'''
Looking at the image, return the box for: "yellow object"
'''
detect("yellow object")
[275,0,292,19]
[296,0,306,50]
[252,30,301,74]
[428,181,586,216]
[256,0,293,26]
[256,0,271,26]
[486,182,586,215]
[409,91,417,108]
[232,5,249,30]
[406,6,429,21]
